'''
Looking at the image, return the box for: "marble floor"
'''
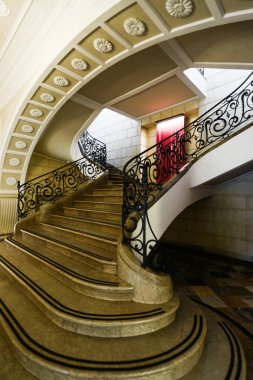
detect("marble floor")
[167,248,253,379]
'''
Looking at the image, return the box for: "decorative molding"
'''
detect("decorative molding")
[9,158,21,167]
[6,177,17,186]
[93,38,113,53]
[71,58,88,71]
[0,0,10,17]
[15,141,27,149]
[40,93,55,102]
[21,124,34,133]
[123,18,146,36]
[165,0,193,18]
[53,76,69,87]
[29,108,43,117]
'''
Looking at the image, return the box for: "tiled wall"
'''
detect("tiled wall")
[161,171,253,262]
[87,109,141,171]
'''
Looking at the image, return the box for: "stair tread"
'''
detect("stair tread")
[63,206,122,215]
[22,228,116,263]
[7,236,121,287]
[0,244,166,321]
[0,274,206,373]
[50,213,121,229]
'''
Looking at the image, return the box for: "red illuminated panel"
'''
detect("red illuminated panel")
[156,114,185,183]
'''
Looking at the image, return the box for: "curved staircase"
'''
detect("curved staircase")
[0,169,208,380]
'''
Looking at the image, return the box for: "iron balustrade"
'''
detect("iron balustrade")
[78,130,107,168]
[122,71,253,268]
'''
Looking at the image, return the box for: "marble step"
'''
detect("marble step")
[48,214,121,240]
[0,276,206,380]
[0,249,178,337]
[74,200,122,212]
[62,207,122,225]
[91,188,123,196]
[80,194,123,203]
[20,229,117,274]
[27,222,118,254]
[5,237,133,301]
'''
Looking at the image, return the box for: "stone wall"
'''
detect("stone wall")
[161,171,253,262]
[87,109,141,171]
[26,153,65,182]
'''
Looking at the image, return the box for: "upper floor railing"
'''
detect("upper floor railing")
[18,131,107,219]
[78,130,107,168]
[122,71,253,267]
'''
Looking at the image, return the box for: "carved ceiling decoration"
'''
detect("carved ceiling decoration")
[1,0,253,189]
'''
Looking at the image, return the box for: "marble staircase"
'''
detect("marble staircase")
[0,169,246,379]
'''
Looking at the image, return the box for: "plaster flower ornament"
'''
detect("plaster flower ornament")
[40,93,55,102]
[123,17,146,36]
[0,0,10,17]
[53,76,69,87]
[71,58,88,71]
[30,108,43,118]
[165,0,193,18]
[9,158,20,167]
[21,124,34,133]
[15,141,27,149]
[6,177,17,186]
[93,38,113,53]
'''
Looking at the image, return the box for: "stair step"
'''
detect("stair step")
[0,247,178,337]
[81,194,122,202]
[0,277,207,380]
[5,237,133,301]
[28,222,118,253]
[74,200,122,212]
[20,229,117,274]
[91,188,123,196]
[48,214,121,240]
[62,207,122,224]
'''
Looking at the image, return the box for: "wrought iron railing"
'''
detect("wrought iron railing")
[78,130,107,167]
[122,71,253,267]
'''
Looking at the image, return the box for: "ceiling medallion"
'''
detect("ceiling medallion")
[21,124,34,133]
[71,58,88,71]
[15,141,27,149]
[0,0,10,17]
[6,177,17,186]
[93,38,113,53]
[9,158,20,167]
[123,18,146,36]
[53,76,69,87]
[30,108,43,118]
[40,93,55,102]
[165,0,193,18]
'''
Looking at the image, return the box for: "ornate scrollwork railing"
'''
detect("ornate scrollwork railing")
[123,71,253,267]
[78,130,107,168]
[18,156,106,219]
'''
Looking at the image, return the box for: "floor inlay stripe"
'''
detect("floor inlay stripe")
[0,256,164,321]
[0,299,203,371]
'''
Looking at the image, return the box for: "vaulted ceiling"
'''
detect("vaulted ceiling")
[0,0,253,189]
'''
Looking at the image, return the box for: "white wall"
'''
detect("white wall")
[86,109,141,171]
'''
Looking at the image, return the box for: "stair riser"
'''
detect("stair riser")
[91,190,123,196]
[74,201,122,212]
[21,231,117,275]
[63,208,122,224]
[35,224,118,253]
[4,242,132,301]
[81,196,122,202]
[49,216,121,239]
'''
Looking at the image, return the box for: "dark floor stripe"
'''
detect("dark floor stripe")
[0,255,164,321]
[7,237,119,287]
[0,299,202,371]
[222,322,243,380]
[189,296,253,341]
[218,322,235,380]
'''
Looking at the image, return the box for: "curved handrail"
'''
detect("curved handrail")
[78,130,107,168]
[122,71,253,266]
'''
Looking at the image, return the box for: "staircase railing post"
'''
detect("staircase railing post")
[141,163,148,267]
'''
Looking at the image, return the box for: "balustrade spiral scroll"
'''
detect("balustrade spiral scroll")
[78,130,107,168]
[123,71,253,268]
